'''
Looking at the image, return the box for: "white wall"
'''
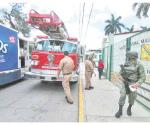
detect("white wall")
[113,32,138,44]
[112,39,126,72]
[130,31,150,77]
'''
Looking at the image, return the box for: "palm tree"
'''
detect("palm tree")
[140,26,150,31]
[104,14,125,35]
[133,3,150,18]
[126,25,134,33]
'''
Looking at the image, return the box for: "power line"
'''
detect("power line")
[80,2,85,42]
[83,3,93,42]
[78,2,81,41]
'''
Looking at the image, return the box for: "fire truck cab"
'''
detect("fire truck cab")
[25,37,79,82]
[25,10,79,82]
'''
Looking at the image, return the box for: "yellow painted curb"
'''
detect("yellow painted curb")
[79,77,85,122]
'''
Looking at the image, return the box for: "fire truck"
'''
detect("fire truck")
[24,10,79,82]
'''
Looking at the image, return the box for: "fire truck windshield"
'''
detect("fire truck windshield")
[35,40,77,53]
[61,42,77,53]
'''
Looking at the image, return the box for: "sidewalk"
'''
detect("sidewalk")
[80,63,150,122]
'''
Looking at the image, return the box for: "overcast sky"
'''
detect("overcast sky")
[1,0,150,49]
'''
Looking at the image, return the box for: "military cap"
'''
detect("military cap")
[126,51,138,59]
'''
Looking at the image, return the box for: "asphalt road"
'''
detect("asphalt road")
[0,79,79,122]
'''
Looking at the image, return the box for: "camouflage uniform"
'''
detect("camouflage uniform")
[58,55,75,104]
[115,51,146,118]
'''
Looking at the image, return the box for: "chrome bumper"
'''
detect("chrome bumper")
[24,71,78,82]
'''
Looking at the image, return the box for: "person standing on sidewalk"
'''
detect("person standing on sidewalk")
[57,51,75,104]
[90,53,96,68]
[85,55,94,90]
[115,51,146,118]
[98,59,104,79]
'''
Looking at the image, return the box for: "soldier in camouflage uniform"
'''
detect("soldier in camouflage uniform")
[115,51,146,118]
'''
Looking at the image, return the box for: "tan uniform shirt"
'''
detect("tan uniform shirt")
[58,56,75,75]
[85,60,94,72]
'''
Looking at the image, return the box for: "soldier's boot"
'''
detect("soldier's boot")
[115,105,123,118]
[127,104,132,116]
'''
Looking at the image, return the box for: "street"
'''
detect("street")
[0,79,78,122]
[0,63,150,122]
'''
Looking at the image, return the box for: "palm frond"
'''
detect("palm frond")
[136,3,144,18]
[116,16,122,21]
[104,24,111,31]
[118,23,125,28]
[117,26,122,33]
[105,20,111,23]
[132,3,138,10]
[143,3,150,17]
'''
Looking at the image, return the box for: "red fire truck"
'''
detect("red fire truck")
[25,10,79,82]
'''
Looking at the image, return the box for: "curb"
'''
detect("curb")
[78,76,85,122]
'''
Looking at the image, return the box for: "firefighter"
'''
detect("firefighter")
[85,54,94,90]
[115,51,146,118]
[57,51,75,104]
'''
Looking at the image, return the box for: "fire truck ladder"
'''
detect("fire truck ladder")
[27,9,69,39]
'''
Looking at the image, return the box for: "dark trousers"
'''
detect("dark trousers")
[98,68,103,79]
[21,57,25,68]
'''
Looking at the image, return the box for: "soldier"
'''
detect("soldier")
[115,51,146,118]
[85,55,94,90]
[57,51,75,104]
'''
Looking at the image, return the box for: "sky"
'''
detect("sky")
[1,0,150,50]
